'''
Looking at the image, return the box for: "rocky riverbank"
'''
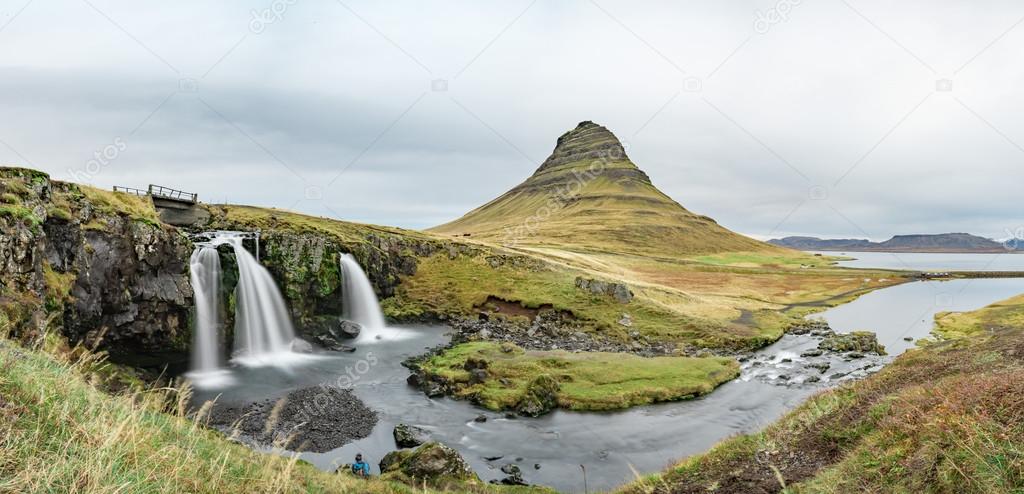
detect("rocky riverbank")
[205,386,377,453]
[449,311,680,355]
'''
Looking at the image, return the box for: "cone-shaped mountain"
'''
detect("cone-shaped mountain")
[431,121,776,256]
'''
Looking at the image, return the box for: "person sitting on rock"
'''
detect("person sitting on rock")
[351,453,371,478]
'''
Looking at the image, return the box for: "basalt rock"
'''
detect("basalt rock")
[819,330,887,355]
[494,463,527,486]
[306,317,361,350]
[379,442,479,485]
[515,374,560,417]
[0,168,193,370]
[575,277,633,304]
[393,423,430,448]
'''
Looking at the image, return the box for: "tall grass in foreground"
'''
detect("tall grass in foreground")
[0,341,418,494]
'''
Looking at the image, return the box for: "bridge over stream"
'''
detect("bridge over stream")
[112,184,208,226]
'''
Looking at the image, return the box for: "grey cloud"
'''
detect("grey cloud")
[0,0,1021,237]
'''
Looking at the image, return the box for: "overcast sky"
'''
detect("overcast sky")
[1,0,1022,240]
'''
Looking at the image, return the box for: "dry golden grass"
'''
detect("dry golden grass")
[0,340,546,494]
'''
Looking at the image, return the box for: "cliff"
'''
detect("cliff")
[0,167,193,369]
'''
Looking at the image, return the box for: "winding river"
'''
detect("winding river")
[191,253,1024,493]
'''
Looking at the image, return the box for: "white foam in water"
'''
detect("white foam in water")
[340,253,410,342]
[220,233,312,366]
[184,368,235,389]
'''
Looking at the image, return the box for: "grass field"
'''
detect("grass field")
[418,341,740,413]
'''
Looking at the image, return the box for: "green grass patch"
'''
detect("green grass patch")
[933,293,1024,340]
[0,205,42,227]
[396,252,774,348]
[419,342,740,412]
[81,185,161,226]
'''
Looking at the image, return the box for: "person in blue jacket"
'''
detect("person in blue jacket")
[351,453,371,478]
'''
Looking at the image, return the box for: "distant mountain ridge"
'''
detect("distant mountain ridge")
[431,121,778,257]
[769,233,1018,253]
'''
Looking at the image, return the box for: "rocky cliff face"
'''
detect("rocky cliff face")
[0,168,193,369]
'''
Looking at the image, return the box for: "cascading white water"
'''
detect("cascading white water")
[339,253,393,342]
[186,245,234,388]
[225,234,299,364]
[188,246,222,373]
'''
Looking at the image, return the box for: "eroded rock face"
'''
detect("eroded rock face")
[65,219,193,365]
[535,121,632,174]
[0,169,193,369]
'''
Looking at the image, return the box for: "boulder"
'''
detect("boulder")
[574,277,633,304]
[463,357,489,371]
[302,317,360,350]
[468,368,489,385]
[337,320,362,339]
[393,423,430,448]
[379,442,478,484]
[818,330,887,355]
[495,463,527,485]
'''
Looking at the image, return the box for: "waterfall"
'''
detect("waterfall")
[189,246,222,373]
[186,245,233,387]
[225,234,299,364]
[339,253,391,342]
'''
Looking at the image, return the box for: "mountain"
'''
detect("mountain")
[431,121,775,257]
[769,233,1016,253]
[767,236,872,251]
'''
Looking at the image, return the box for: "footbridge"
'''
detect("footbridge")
[112,184,207,226]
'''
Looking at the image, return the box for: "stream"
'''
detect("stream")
[191,255,1024,493]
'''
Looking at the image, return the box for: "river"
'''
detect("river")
[191,253,1024,493]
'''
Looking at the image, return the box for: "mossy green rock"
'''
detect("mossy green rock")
[819,330,887,355]
[516,374,560,417]
[379,442,478,485]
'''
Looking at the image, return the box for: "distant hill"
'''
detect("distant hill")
[769,233,1017,253]
[431,121,777,257]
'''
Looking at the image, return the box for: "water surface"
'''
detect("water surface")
[191,253,1024,493]
[816,250,1024,272]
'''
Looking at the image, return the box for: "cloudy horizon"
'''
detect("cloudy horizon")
[1,0,1022,241]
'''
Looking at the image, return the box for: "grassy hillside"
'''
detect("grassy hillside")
[430,121,777,257]
[0,337,557,494]
[620,294,1024,494]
